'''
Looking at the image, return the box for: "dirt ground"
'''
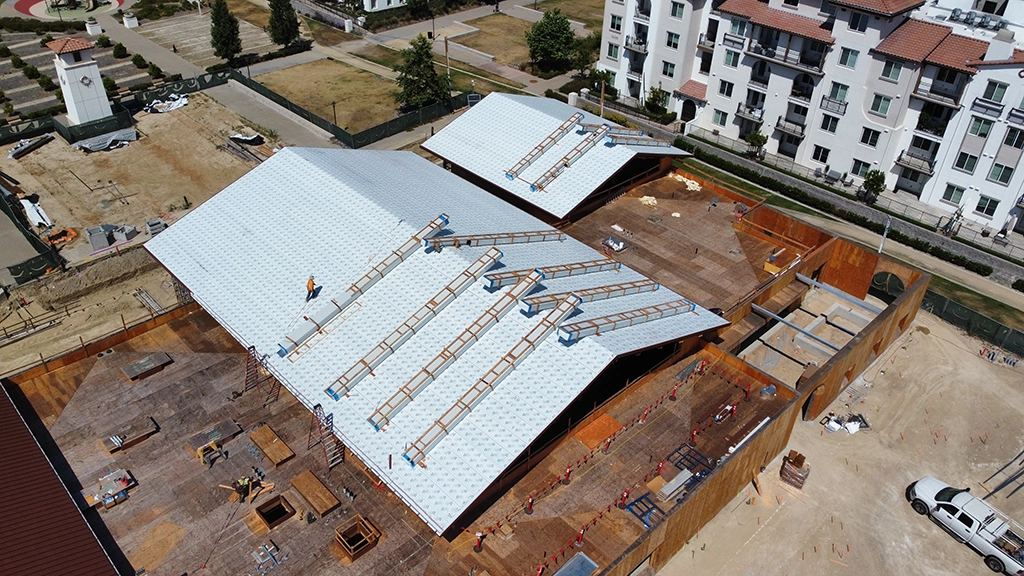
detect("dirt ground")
[0,93,260,265]
[254,59,398,132]
[658,311,1024,576]
[459,14,533,66]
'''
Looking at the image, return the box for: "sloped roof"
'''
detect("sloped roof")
[828,0,924,16]
[969,48,1024,67]
[46,37,94,54]
[718,0,835,44]
[0,386,118,576]
[675,79,708,102]
[926,33,989,73]
[422,94,687,220]
[145,148,727,534]
[872,18,951,63]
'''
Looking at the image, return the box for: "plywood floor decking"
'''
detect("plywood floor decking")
[566,176,779,310]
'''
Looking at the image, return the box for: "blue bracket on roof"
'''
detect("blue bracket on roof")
[325,387,340,401]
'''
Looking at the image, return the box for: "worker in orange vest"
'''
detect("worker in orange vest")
[306,275,316,302]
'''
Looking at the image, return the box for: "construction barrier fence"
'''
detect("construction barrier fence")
[921,290,1024,357]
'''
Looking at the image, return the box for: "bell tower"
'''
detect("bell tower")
[47,37,113,125]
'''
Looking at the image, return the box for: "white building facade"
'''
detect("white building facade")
[597,0,1024,231]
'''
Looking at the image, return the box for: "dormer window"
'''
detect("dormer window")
[73,51,82,62]
[849,12,868,33]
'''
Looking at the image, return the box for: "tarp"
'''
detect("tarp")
[143,93,188,113]
[73,128,138,152]
[19,198,51,227]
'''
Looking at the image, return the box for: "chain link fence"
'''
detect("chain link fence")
[921,291,1024,356]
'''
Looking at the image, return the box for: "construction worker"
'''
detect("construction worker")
[306,275,316,302]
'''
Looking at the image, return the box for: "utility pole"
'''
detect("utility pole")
[878,215,892,253]
[331,101,337,126]
[444,36,451,80]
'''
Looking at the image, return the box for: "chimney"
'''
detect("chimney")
[984,28,1015,61]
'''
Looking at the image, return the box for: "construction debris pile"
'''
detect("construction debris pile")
[821,412,871,435]
[780,450,810,490]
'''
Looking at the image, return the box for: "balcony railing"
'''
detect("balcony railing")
[895,149,935,175]
[790,86,814,102]
[749,75,769,89]
[820,95,847,116]
[775,115,805,137]
[913,83,964,108]
[915,116,947,137]
[736,102,764,123]
[698,33,716,50]
[722,32,746,50]
[624,35,649,54]
[1010,107,1024,126]
[1017,194,1024,209]
[971,97,1005,117]
[626,69,642,81]
[634,7,650,22]
[747,41,824,75]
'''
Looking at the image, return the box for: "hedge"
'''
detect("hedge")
[0,17,86,33]
[674,137,995,277]
[544,89,568,103]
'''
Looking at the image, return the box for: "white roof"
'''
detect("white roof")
[145,148,725,534]
[422,93,687,219]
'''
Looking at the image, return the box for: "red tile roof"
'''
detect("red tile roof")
[46,37,94,54]
[675,79,707,102]
[926,34,989,73]
[968,48,1024,67]
[828,0,925,16]
[0,386,120,576]
[718,0,834,44]
[872,18,951,63]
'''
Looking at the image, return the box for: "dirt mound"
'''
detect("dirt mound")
[32,247,162,310]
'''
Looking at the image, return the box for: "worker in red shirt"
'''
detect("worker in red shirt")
[306,275,316,302]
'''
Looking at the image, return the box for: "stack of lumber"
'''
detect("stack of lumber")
[780,450,810,489]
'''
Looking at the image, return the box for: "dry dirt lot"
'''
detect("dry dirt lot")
[659,311,1024,576]
[254,59,398,132]
[459,14,533,66]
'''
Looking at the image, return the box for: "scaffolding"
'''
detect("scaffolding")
[580,123,644,136]
[278,214,448,357]
[520,279,659,315]
[308,404,346,469]
[530,125,608,192]
[558,299,696,343]
[324,248,503,401]
[505,112,583,180]
[403,294,581,467]
[607,135,673,148]
[483,258,619,290]
[367,270,545,431]
[425,230,565,251]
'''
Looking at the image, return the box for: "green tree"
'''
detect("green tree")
[268,0,300,46]
[210,0,242,61]
[745,131,768,152]
[132,53,148,68]
[112,42,128,58]
[525,9,575,71]
[861,169,886,203]
[394,34,451,111]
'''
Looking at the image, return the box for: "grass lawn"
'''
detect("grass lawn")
[534,0,606,30]
[350,44,526,95]
[926,275,1024,330]
[255,59,397,132]
[304,17,360,46]
[225,0,270,29]
[460,14,532,66]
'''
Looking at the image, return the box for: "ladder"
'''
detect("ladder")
[171,276,193,305]
[308,404,346,469]
[243,346,279,407]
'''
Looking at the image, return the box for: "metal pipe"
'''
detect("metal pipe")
[751,303,840,352]
[796,273,882,315]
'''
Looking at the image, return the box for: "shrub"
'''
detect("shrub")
[129,81,153,92]
[0,45,10,57]
[10,54,23,68]
[147,63,163,78]
[165,73,183,82]
[1013,279,1024,293]
[544,88,568,103]
[22,64,40,79]
[3,102,14,116]
[112,43,128,58]
[37,75,54,90]
[132,53,147,68]
[96,35,112,48]
[54,88,62,102]
[102,75,118,94]
[39,34,53,47]
[0,17,85,34]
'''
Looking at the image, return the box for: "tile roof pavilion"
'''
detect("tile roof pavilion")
[145,148,727,534]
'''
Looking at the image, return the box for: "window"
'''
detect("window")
[671,1,685,18]
[983,81,1007,103]
[783,0,798,5]
[954,152,978,173]
[935,68,960,85]
[731,19,747,36]
[976,195,999,216]
[72,51,82,63]
[724,49,740,67]
[830,82,849,102]
[667,32,680,49]
[1004,127,1024,149]
[662,61,675,77]
[881,60,902,81]
[989,163,1014,184]
[820,0,836,15]
[607,43,619,60]
[839,48,859,68]
[957,513,975,529]
[942,184,964,204]
[937,503,959,516]
[870,94,891,116]
[719,80,734,97]
[713,109,728,126]
[968,117,994,138]
[849,12,868,32]
[851,159,871,177]
[813,145,830,163]
[610,15,622,32]
[861,128,880,147]
[820,114,839,133]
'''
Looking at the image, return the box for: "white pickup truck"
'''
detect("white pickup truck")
[906,476,1024,574]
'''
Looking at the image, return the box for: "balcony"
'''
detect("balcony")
[624,35,649,55]
[1017,194,1024,209]
[971,97,1004,118]
[913,81,964,108]
[915,115,947,138]
[634,7,650,22]
[1010,107,1024,126]
[790,86,813,103]
[746,40,825,76]
[819,95,847,116]
[748,74,769,89]
[775,115,805,138]
[894,149,935,176]
[698,33,716,51]
[736,103,765,123]
[722,32,746,50]
[626,68,642,81]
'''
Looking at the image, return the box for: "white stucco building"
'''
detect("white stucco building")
[47,38,113,126]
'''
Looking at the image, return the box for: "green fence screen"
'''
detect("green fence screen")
[921,290,1024,356]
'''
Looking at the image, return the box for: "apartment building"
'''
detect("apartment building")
[597,0,1024,231]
